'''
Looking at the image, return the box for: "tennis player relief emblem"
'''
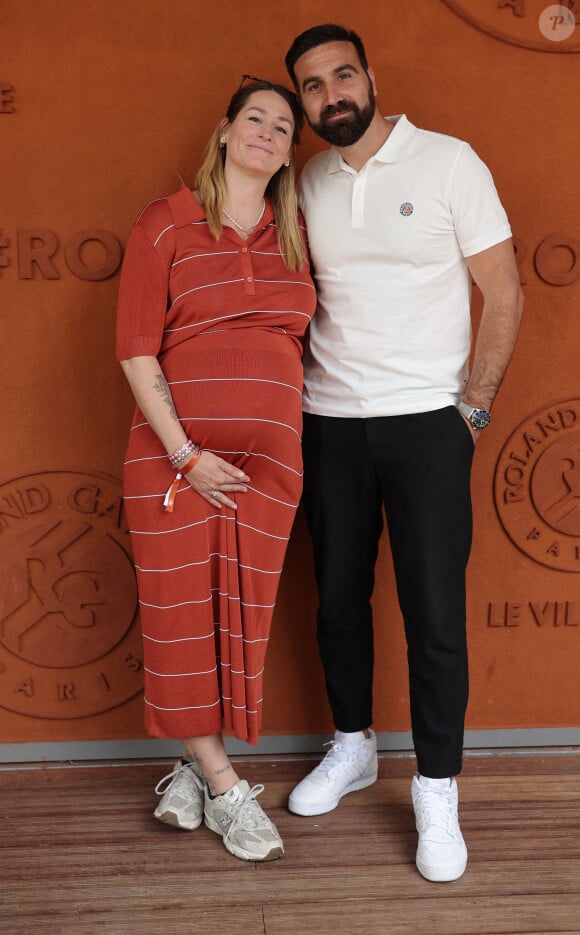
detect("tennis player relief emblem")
[441,1,579,52]
[494,400,580,572]
[0,471,142,718]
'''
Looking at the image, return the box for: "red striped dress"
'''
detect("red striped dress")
[116,187,316,744]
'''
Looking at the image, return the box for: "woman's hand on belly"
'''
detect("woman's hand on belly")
[185,451,250,510]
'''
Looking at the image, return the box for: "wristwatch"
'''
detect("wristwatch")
[458,400,491,430]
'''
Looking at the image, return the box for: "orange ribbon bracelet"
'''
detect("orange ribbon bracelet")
[163,449,202,512]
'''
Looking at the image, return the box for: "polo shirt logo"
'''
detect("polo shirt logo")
[400,202,414,216]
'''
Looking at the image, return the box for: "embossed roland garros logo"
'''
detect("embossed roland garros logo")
[0,471,142,718]
[441,0,580,53]
[494,400,580,572]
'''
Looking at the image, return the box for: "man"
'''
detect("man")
[284,24,523,882]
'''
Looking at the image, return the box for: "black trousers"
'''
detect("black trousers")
[302,407,474,778]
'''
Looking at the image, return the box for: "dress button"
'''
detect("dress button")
[247,276,253,282]
[242,247,248,253]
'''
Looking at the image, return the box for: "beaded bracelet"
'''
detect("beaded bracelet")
[163,448,203,513]
[169,439,197,468]
[178,449,202,474]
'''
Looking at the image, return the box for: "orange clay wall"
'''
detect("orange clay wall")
[1,0,579,746]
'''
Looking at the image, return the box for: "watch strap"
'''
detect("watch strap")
[458,400,491,429]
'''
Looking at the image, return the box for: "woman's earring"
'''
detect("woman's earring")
[284,160,290,167]
[220,136,226,146]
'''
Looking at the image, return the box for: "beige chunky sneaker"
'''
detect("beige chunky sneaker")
[204,779,284,862]
[154,758,205,831]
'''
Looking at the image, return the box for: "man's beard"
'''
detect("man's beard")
[309,90,376,147]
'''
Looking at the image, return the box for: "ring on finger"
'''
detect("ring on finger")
[212,490,219,499]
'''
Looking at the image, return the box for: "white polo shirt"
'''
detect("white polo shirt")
[299,114,512,417]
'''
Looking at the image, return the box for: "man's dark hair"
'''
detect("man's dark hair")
[285,24,369,90]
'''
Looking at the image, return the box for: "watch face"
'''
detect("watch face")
[472,408,491,429]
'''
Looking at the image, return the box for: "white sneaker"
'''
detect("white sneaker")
[204,779,284,862]
[288,730,378,816]
[153,758,204,831]
[412,774,468,882]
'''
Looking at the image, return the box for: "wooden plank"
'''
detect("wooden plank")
[263,895,580,935]
[0,757,579,934]
[3,859,580,908]
[0,907,266,935]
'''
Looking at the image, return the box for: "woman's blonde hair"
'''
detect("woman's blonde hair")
[195,79,305,272]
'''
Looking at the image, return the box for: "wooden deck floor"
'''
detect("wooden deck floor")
[1,751,579,934]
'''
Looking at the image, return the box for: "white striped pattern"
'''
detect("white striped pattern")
[245,485,298,509]
[129,513,233,536]
[164,307,311,332]
[144,697,221,712]
[170,278,244,307]
[181,416,301,441]
[168,376,302,398]
[140,597,276,611]
[153,224,175,247]
[142,631,269,645]
[120,188,315,743]
[135,552,237,573]
[145,665,217,677]
[143,632,215,643]
[172,249,238,268]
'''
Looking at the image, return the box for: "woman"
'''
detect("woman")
[116,78,315,862]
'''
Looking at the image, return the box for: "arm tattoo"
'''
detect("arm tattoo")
[152,372,178,422]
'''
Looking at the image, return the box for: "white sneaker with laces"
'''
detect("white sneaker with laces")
[204,779,284,862]
[153,758,204,831]
[412,774,467,882]
[288,729,378,816]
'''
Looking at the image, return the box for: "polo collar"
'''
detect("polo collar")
[168,185,207,227]
[327,114,416,174]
